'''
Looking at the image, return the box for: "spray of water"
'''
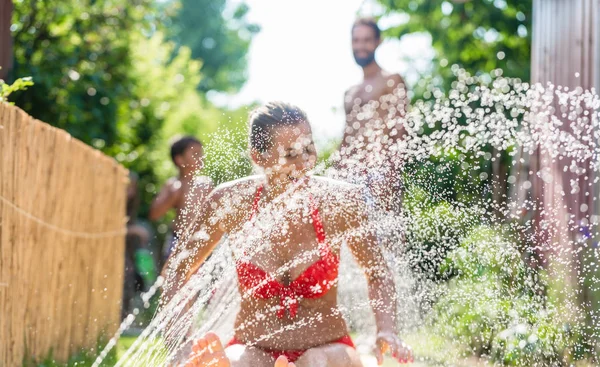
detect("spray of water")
[95,68,600,367]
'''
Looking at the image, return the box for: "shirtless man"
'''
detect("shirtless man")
[149,136,213,267]
[337,18,409,212]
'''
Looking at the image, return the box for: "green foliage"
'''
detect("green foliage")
[403,184,479,281]
[20,334,167,367]
[10,0,257,223]
[440,226,531,286]
[431,226,580,366]
[0,70,34,103]
[22,337,117,367]
[402,68,524,220]
[376,0,532,97]
[374,1,530,223]
[491,312,566,367]
[401,144,494,282]
[169,0,260,93]
[115,335,167,365]
[11,0,164,145]
[313,139,340,172]
[403,147,491,204]
[102,31,218,217]
[134,291,161,328]
[203,106,255,185]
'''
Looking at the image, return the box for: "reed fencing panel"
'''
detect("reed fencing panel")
[0,103,128,366]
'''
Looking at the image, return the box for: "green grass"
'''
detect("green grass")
[26,329,494,367]
[350,330,479,367]
[23,335,155,367]
[402,329,495,367]
[116,336,139,360]
[22,338,118,367]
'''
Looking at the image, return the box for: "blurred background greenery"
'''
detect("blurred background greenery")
[6,0,598,365]
[9,0,258,218]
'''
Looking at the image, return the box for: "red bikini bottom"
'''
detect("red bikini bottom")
[226,335,355,363]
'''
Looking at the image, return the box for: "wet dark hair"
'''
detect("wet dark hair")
[249,101,309,153]
[170,136,202,163]
[352,17,381,40]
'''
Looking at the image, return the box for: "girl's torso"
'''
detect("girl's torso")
[224,177,353,350]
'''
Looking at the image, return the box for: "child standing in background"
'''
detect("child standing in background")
[149,136,213,268]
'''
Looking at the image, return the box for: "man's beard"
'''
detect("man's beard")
[353,51,376,67]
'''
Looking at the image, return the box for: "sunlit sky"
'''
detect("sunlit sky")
[212,0,436,146]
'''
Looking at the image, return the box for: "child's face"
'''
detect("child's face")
[255,121,317,181]
[177,143,204,171]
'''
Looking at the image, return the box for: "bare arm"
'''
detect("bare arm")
[342,189,413,363]
[175,178,215,237]
[149,179,180,221]
[343,195,397,334]
[160,187,225,306]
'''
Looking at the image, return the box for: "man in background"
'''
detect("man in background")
[337,17,409,213]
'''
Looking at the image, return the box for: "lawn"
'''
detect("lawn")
[112,331,486,367]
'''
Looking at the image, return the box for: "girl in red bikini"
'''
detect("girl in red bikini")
[161,102,413,367]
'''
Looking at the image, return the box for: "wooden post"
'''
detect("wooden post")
[0,0,13,80]
[523,0,600,353]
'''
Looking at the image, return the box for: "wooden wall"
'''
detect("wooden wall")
[527,0,600,346]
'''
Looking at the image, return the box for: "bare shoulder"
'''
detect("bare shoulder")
[345,80,367,100]
[310,176,365,208]
[311,176,367,235]
[383,72,407,91]
[192,175,214,190]
[210,175,263,201]
[164,176,182,193]
[311,175,360,190]
[193,175,213,185]
[200,175,263,229]
[345,81,362,95]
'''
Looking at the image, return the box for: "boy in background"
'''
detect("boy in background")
[149,136,213,268]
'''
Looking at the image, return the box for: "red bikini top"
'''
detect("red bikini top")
[235,185,340,318]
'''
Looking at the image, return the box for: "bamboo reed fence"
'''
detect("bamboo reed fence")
[0,103,128,366]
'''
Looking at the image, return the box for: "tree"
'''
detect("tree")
[168,0,260,93]
[107,31,217,209]
[0,0,12,80]
[10,0,161,146]
[375,0,532,215]
[377,0,532,95]
[9,0,249,217]
[0,74,33,103]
